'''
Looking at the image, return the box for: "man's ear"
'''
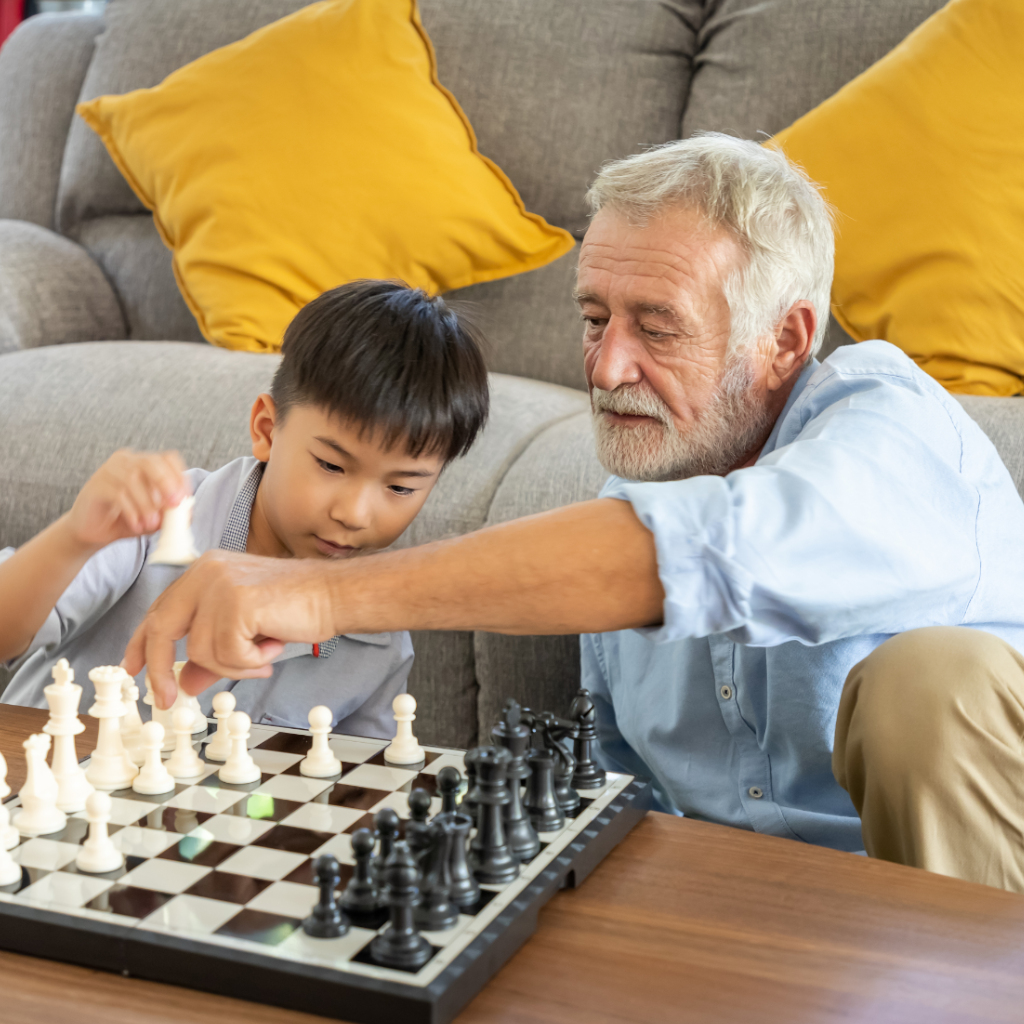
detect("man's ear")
[250,394,277,462]
[766,300,816,392]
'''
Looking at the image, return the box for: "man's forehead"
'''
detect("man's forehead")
[576,206,741,308]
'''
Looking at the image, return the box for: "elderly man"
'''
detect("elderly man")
[127,135,1024,891]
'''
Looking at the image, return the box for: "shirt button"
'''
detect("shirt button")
[720,685,733,700]
[748,786,764,799]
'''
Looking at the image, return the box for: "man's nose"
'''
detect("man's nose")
[588,317,644,392]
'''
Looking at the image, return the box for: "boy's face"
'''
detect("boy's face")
[247,395,444,560]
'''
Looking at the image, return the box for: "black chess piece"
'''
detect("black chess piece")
[341,828,380,914]
[369,840,432,970]
[435,766,462,815]
[405,788,433,861]
[524,716,565,833]
[462,756,479,826]
[414,818,459,930]
[434,801,479,909]
[302,854,349,938]
[545,713,581,816]
[466,746,519,885]
[372,806,401,907]
[570,687,607,789]
[492,699,540,862]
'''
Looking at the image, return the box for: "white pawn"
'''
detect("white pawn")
[218,712,261,785]
[383,693,424,765]
[0,800,20,885]
[132,722,175,796]
[85,666,138,791]
[120,674,146,766]
[165,707,204,780]
[149,496,198,566]
[300,706,342,778]
[75,790,123,874]
[14,734,67,837]
[43,659,94,813]
[0,752,20,850]
[204,691,236,762]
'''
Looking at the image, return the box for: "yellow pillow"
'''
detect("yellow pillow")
[77,0,574,353]
[772,0,1024,396]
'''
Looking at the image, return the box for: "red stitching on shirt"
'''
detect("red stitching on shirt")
[312,643,320,658]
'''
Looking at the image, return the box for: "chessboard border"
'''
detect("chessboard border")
[0,777,651,1024]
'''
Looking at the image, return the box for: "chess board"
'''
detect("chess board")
[0,721,651,1024]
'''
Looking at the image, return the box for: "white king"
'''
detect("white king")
[43,658,94,813]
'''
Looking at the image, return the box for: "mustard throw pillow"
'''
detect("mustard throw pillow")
[772,0,1024,396]
[77,0,574,353]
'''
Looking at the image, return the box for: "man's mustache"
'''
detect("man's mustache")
[591,385,670,425]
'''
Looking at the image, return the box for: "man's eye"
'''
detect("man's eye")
[316,457,343,474]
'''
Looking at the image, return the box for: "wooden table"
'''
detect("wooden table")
[3,707,1024,1024]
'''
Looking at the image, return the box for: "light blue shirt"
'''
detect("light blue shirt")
[2,457,412,738]
[582,341,1024,852]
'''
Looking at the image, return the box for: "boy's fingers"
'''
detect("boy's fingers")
[147,453,190,506]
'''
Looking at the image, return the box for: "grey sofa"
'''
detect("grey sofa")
[2,0,1022,748]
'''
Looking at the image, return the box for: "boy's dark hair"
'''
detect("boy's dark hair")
[271,280,489,462]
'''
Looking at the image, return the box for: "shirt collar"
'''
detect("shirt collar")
[759,357,820,460]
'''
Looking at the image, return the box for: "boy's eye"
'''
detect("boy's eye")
[389,485,415,496]
[316,457,343,474]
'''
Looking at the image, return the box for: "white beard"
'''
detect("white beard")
[590,359,775,482]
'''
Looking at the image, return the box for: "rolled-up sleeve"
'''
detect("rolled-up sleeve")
[603,369,983,647]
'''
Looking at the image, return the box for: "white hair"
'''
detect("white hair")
[585,133,835,357]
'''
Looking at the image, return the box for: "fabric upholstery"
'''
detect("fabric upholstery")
[475,410,607,737]
[446,245,585,391]
[773,0,1024,397]
[77,0,573,354]
[76,215,205,342]
[0,13,102,229]
[683,0,948,141]
[0,220,125,353]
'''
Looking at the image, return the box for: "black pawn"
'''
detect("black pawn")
[492,699,540,862]
[435,765,462,815]
[303,854,349,938]
[466,746,519,885]
[414,818,459,931]
[437,803,479,909]
[570,688,606,789]
[524,719,565,833]
[369,840,432,970]
[341,828,379,914]
[405,788,433,861]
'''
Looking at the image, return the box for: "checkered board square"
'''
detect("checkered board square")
[0,721,651,1024]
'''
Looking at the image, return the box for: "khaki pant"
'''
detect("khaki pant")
[834,626,1024,893]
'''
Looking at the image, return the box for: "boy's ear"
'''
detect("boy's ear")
[250,394,277,462]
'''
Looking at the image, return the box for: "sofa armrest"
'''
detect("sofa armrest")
[0,220,126,353]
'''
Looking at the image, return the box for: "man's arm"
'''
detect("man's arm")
[124,498,664,709]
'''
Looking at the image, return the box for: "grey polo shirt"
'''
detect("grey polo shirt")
[1,457,411,738]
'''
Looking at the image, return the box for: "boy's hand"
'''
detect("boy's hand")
[66,450,189,552]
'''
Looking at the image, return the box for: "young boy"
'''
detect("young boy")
[0,280,489,737]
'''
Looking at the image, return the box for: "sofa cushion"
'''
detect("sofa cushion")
[683,0,947,141]
[0,13,103,231]
[956,396,1024,501]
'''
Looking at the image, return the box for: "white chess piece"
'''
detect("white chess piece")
[165,707,204,780]
[218,711,261,785]
[383,693,424,765]
[0,799,20,885]
[144,663,205,751]
[0,752,20,850]
[300,706,342,778]
[119,674,146,766]
[13,734,67,836]
[43,658,94,813]
[132,721,175,796]
[204,690,236,762]
[85,666,139,791]
[75,790,123,874]
[149,496,199,566]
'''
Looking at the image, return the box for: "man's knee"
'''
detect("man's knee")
[834,627,1024,792]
